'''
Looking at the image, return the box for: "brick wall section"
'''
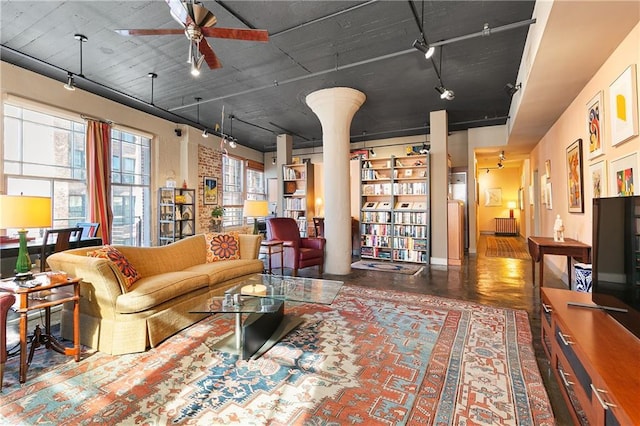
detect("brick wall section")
[197,144,223,234]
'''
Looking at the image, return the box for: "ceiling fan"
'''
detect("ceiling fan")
[115,0,269,75]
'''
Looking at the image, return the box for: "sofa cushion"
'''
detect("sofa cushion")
[115,271,209,314]
[88,245,141,289]
[204,232,240,262]
[185,258,265,286]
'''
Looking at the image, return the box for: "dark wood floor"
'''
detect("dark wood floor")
[297,235,574,425]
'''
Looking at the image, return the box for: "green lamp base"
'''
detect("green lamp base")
[14,229,33,279]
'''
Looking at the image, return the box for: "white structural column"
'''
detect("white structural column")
[429,110,449,265]
[306,87,366,275]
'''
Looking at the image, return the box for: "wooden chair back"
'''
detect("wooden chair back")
[40,227,83,272]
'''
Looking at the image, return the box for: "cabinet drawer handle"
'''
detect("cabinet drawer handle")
[590,384,617,410]
[559,370,574,387]
[558,331,573,346]
[542,303,552,313]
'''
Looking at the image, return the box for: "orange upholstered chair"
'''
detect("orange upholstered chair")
[1,293,16,389]
[266,217,325,276]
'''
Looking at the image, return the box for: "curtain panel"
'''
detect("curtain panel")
[86,120,113,244]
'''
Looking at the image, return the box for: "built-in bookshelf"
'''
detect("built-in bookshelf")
[158,187,195,245]
[282,162,314,222]
[359,154,430,263]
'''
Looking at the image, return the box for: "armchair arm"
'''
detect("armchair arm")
[300,237,326,250]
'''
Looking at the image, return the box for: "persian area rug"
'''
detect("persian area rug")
[0,287,554,425]
[351,260,424,275]
[486,236,532,260]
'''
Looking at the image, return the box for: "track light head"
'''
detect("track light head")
[229,138,237,149]
[369,148,376,157]
[504,82,522,96]
[272,157,276,165]
[435,86,455,100]
[497,161,504,169]
[412,39,435,59]
[499,150,506,161]
[202,129,209,138]
[419,143,429,154]
[63,72,75,91]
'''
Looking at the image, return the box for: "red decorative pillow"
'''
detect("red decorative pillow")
[204,232,240,262]
[87,245,141,288]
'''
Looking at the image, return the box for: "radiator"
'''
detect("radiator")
[495,218,518,236]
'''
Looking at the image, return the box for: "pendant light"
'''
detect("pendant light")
[64,34,87,91]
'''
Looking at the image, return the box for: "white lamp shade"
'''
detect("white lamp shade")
[0,195,52,229]
[243,200,269,218]
[507,201,517,210]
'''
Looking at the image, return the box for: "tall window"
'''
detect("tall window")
[110,129,151,246]
[2,102,151,246]
[222,156,266,228]
[222,155,244,227]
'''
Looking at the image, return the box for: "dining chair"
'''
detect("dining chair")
[76,222,100,239]
[40,227,83,272]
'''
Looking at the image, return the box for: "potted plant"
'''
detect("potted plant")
[210,205,224,232]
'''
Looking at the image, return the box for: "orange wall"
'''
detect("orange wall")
[530,21,640,276]
[477,167,522,234]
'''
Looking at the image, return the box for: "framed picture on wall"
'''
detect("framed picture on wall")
[484,188,502,207]
[586,91,604,159]
[608,64,638,147]
[203,177,218,205]
[566,138,584,213]
[588,160,607,199]
[609,152,638,196]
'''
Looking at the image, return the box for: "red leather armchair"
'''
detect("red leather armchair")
[1,293,16,389]
[266,217,325,276]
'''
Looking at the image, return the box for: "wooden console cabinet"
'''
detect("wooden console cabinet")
[541,288,640,425]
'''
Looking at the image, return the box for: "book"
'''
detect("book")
[395,201,413,210]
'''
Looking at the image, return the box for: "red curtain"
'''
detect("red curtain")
[86,120,112,244]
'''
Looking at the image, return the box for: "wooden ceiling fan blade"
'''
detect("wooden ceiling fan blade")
[198,40,222,69]
[201,27,269,42]
[191,3,217,28]
[115,29,184,36]
[165,0,189,25]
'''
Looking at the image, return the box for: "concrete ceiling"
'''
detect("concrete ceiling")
[1,0,638,165]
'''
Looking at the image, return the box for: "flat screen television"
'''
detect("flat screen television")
[591,196,640,340]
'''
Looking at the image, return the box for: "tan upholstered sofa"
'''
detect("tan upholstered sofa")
[47,233,264,355]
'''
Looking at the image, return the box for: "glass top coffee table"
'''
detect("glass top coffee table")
[191,274,343,360]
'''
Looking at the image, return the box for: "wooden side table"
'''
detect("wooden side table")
[260,240,284,275]
[0,273,81,383]
[527,236,591,291]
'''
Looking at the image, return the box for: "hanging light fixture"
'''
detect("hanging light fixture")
[147,72,157,105]
[228,115,237,148]
[64,72,75,91]
[63,34,87,91]
[412,1,435,59]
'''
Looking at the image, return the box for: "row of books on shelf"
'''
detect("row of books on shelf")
[360,247,427,262]
[362,183,427,197]
[361,211,392,223]
[283,198,306,210]
[394,211,427,224]
[363,201,427,210]
[393,225,428,238]
[361,235,391,248]
[395,237,428,250]
[361,169,427,181]
[361,223,390,236]
[362,183,392,195]
[283,167,305,180]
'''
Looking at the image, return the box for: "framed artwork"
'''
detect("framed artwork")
[540,175,548,205]
[545,160,551,178]
[350,149,369,160]
[203,177,218,205]
[609,152,638,196]
[566,138,584,213]
[546,182,553,210]
[484,188,502,207]
[587,91,604,159]
[608,64,638,146]
[588,160,607,199]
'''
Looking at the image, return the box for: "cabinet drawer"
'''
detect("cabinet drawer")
[556,355,590,425]
[540,302,553,357]
[554,323,592,399]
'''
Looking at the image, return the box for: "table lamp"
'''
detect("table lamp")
[507,201,517,218]
[0,195,52,280]
[243,200,269,235]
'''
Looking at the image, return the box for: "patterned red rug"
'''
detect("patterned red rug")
[0,286,554,425]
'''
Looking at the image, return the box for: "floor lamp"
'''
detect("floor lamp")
[0,195,52,280]
[243,200,269,235]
